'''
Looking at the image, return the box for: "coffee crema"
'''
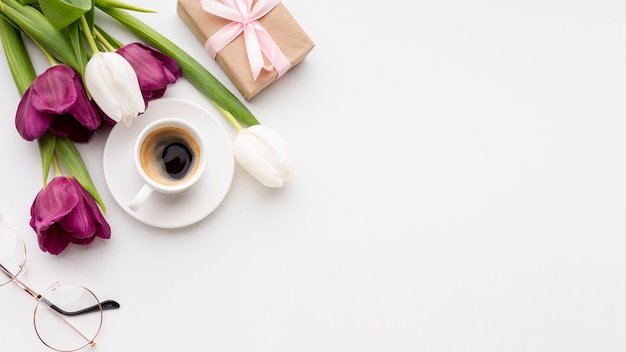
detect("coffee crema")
[139,127,201,186]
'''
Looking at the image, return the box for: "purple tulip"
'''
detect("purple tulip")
[30,176,111,255]
[117,42,183,101]
[15,64,104,143]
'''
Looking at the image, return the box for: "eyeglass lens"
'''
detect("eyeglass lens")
[35,283,103,352]
[0,223,26,286]
[0,224,107,351]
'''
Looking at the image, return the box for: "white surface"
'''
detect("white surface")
[104,98,234,228]
[0,0,625,351]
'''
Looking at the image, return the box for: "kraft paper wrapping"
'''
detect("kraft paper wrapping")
[177,0,315,100]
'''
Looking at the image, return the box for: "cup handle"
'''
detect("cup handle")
[129,184,154,212]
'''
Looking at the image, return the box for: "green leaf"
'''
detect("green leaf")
[55,137,106,212]
[37,133,56,186]
[97,4,260,127]
[0,0,82,72]
[0,16,36,94]
[93,0,155,13]
[38,0,92,29]
[66,21,88,70]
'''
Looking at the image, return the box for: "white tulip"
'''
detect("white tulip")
[84,52,145,127]
[233,125,294,187]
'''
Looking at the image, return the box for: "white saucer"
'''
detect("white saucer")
[103,98,234,228]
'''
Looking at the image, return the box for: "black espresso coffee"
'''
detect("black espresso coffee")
[139,127,201,185]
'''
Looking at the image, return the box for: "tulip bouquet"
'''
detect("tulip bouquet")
[0,0,294,254]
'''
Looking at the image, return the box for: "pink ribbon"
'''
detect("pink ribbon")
[201,0,291,81]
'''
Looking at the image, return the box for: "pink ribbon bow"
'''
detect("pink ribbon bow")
[201,0,291,81]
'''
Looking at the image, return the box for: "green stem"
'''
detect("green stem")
[94,25,123,49]
[215,104,243,132]
[31,38,58,66]
[79,15,99,54]
[96,4,260,128]
[94,28,116,52]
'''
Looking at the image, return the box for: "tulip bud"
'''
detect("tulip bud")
[233,125,294,187]
[116,42,182,101]
[15,64,103,142]
[84,52,145,127]
[30,176,111,255]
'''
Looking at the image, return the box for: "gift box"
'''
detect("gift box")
[177,0,315,100]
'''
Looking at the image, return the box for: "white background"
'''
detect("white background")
[1,0,625,351]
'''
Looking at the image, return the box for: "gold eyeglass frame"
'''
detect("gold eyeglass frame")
[0,223,118,352]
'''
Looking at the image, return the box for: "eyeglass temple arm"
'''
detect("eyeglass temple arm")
[41,297,121,316]
[0,262,121,316]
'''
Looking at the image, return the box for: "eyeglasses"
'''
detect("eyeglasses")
[0,223,120,351]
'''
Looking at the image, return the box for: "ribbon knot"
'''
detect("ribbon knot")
[201,0,291,81]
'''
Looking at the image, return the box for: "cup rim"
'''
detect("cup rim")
[133,118,207,194]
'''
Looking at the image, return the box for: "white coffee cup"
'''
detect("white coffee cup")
[129,118,207,211]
